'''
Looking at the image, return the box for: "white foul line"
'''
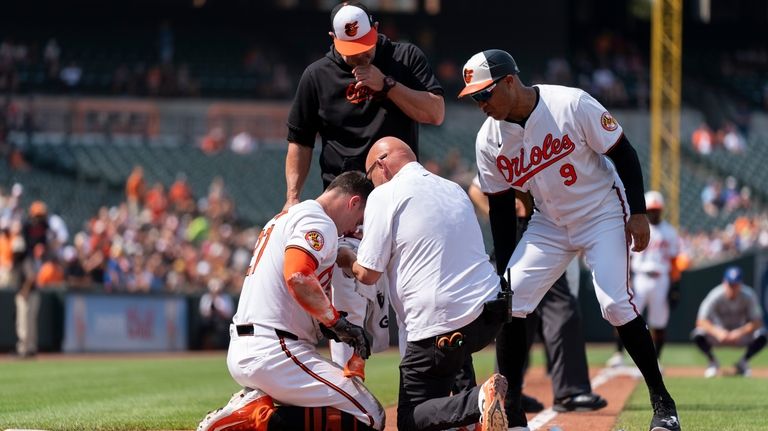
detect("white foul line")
[526,366,637,431]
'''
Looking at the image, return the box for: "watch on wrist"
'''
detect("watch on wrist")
[381,75,396,95]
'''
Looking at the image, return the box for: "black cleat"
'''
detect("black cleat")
[650,393,681,431]
[553,392,608,412]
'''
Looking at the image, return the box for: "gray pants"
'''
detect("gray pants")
[15,290,40,356]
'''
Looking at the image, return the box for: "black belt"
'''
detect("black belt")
[235,325,298,340]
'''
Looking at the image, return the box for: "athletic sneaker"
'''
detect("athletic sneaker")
[734,359,751,377]
[197,388,275,431]
[649,392,681,431]
[478,373,508,431]
[704,361,719,378]
[553,392,608,412]
[606,351,624,368]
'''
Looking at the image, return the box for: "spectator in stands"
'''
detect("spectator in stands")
[169,172,194,212]
[721,176,742,213]
[719,122,746,154]
[283,1,444,208]
[104,243,132,292]
[35,247,65,288]
[692,266,766,378]
[47,209,69,249]
[0,220,12,288]
[200,127,225,155]
[205,176,235,222]
[62,245,90,289]
[24,201,50,251]
[198,277,234,350]
[230,131,256,154]
[701,178,724,217]
[125,165,146,218]
[144,182,169,223]
[59,61,83,91]
[692,123,715,155]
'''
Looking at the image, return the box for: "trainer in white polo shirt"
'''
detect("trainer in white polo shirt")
[337,136,510,431]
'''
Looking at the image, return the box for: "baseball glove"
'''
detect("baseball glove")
[320,312,372,359]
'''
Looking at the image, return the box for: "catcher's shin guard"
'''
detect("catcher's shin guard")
[197,388,275,431]
[268,406,378,431]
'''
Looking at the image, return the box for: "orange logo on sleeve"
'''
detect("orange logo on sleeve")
[600,111,619,131]
[344,21,359,37]
[305,231,325,251]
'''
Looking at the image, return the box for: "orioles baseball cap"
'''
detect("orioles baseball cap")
[645,190,664,210]
[331,2,378,56]
[724,266,742,284]
[458,49,520,98]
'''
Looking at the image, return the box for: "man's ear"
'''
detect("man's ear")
[349,195,362,209]
[328,31,336,40]
[373,22,379,30]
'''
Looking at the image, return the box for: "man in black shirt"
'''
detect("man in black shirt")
[284,1,444,209]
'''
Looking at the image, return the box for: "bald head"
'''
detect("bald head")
[365,137,416,186]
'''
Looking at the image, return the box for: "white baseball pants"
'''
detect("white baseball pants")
[226,324,385,430]
[632,272,671,329]
[505,187,639,327]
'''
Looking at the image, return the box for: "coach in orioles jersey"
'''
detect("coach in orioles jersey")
[283,1,443,209]
[197,172,385,431]
[459,49,681,431]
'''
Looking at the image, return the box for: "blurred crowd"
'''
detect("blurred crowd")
[1,162,768,295]
[679,213,768,266]
[701,176,752,217]
[0,167,261,296]
[691,122,748,155]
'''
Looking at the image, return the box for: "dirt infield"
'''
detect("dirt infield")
[383,366,768,431]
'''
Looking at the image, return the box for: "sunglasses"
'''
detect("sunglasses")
[365,153,387,180]
[470,79,501,103]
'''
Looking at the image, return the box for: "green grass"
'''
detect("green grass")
[0,345,765,430]
[615,378,768,431]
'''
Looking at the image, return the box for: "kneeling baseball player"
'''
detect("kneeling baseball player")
[197,172,385,431]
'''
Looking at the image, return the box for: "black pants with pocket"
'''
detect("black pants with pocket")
[524,272,592,400]
[396,300,505,431]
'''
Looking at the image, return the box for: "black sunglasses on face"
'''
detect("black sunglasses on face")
[470,79,502,103]
[365,153,387,180]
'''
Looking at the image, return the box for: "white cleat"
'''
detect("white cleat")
[704,361,719,378]
[606,352,624,368]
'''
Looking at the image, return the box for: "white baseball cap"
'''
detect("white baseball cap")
[331,2,378,56]
[645,190,664,210]
[459,49,520,98]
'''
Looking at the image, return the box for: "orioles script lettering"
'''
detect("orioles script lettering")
[496,133,575,187]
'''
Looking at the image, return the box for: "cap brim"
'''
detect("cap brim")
[458,79,494,98]
[334,28,378,56]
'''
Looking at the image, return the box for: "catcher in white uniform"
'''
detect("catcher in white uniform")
[197,171,385,431]
[459,49,681,431]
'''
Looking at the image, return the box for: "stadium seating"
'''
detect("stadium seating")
[5,118,765,235]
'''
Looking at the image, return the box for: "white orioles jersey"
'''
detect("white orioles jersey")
[232,200,338,344]
[632,220,679,275]
[476,85,624,226]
